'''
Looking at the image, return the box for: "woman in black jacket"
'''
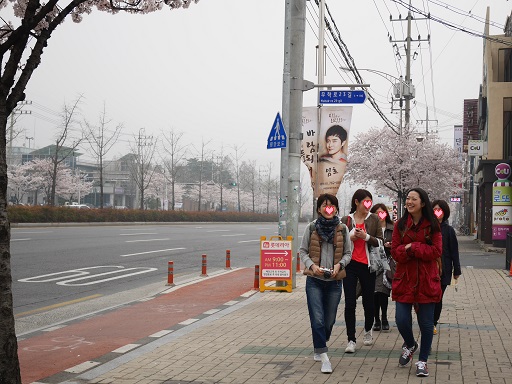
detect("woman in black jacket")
[432,199,462,335]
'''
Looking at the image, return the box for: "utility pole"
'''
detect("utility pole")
[137,128,153,210]
[7,101,32,165]
[416,107,438,138]
[280,0,306,288]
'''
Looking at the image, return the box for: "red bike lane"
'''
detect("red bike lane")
[18,268,254,384]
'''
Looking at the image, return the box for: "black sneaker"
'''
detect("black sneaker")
[415,361,429,377]
[399,341,418,366]
[373,320,381,331]
[382,320,390,331]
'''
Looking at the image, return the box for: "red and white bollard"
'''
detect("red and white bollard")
[253,265,260,290]
[166,261,175,286]
[200,254,208,277]
[225,249,231,270]
[296,252,301,272]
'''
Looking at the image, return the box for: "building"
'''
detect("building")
[473,9,512,246]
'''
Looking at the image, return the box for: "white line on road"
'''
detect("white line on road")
[206,230,230,232]
[12,231,53,234]
[238,239,260,243]
[120,248,186,257]
[11,238,31,241]
[119,233,158,236]
[125,238,170,243]
[221,234,246,237]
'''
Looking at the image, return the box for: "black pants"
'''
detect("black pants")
[433,284,448,326]
[374,292,389,322]
[343,260,376,342]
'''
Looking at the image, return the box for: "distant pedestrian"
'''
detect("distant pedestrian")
[391,188,442,377]
[341,189,382,353]
[370,203,395,332]
[299,193,351,374]
[432,199,461,334]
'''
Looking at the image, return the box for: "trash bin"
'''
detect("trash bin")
[506,233,512,271]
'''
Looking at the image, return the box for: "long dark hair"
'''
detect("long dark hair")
[371,203,393,225]
[349,189,373,214]
[397,187,440,233]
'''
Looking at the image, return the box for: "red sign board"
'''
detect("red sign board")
[260,239,292,280]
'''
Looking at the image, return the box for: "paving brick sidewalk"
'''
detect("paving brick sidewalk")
[57,239,512,384]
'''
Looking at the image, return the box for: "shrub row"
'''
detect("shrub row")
[7,206,280,224]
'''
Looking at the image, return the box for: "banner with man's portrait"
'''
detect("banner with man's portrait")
[300,106,353,198]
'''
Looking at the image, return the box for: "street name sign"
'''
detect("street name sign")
[319,90,366,104]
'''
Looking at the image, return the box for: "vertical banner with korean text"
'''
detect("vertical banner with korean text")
[300,106,353,198]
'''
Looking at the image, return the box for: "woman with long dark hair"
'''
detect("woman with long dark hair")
[391,188,442,377]
[341,189,382,353]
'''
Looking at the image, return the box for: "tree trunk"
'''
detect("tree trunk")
[0,106,22,383]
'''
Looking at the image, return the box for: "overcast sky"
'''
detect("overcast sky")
[9,0,512,175]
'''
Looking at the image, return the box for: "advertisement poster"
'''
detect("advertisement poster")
[300,106,353,198]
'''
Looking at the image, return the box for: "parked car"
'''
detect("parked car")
[64,204,91,209]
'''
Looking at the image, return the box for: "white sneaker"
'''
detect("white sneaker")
[321,359,332,373]
[363,330,373,346]
[345,340,356,353]
[314,353,322,362]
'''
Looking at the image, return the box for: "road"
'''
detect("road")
[11,222,306,320]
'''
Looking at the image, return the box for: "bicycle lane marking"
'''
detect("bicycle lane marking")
[18,267,254,384]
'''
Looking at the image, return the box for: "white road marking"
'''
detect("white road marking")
[149,330,174,338]
[112,344,140,353]
[224,301,239,306]
[125,238,170,243]
[238,239,260,243]
[179,318,199,325]
[221,234,246,237]
[11,238,31,241]
[119,233,158,236]
[203,309,221,315]
[120,248,185,257]
[12,231,53,234]
[65,361,100,373]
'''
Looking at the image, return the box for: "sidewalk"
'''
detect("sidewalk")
[32,237,512,384]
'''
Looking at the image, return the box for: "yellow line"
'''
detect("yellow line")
[15,294,102,318]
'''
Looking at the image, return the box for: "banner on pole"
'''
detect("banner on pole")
[300,106,353,198]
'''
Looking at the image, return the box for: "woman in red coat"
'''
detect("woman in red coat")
[391,188,442,378]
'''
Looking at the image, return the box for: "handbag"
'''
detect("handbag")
[368,238,390,273]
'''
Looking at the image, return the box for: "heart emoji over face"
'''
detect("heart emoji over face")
[363,200,372,209]
[325,206,335,215]
[378,211,387,220]
[434,208,443,218]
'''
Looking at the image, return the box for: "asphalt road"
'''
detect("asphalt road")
[11,222,307,317]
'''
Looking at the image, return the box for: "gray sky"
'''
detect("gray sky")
[10,0,512,172]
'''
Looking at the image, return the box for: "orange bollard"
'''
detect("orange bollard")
[253,265,260,290]
[166,261,175,286]
[201,254,208,277]
[296,252,301,272]
[225,249,231,270]
[510,260,512,277]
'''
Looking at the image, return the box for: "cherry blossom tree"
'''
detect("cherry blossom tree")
[0,1,200,381]
[6,162,44,204]
[345,127,464,211]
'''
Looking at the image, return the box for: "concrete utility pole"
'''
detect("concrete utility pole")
[416,107,438,138]
[280,0,306,288]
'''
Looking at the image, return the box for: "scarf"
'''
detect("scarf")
[315,215,340,244]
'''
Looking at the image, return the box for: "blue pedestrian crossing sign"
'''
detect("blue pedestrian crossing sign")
[267,112,287,149]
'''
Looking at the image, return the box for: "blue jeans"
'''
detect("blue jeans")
[395,301,435,362]
[305,276,343,353]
